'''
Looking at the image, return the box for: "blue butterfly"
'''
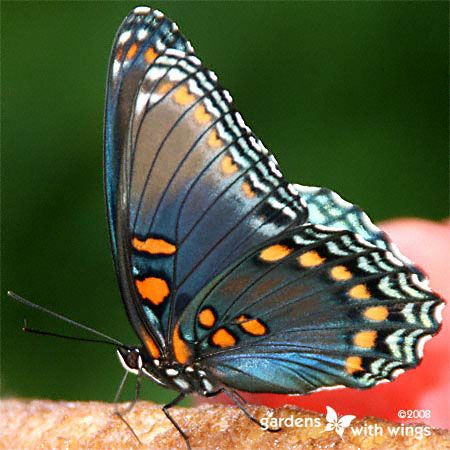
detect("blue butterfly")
[9,6,444,449]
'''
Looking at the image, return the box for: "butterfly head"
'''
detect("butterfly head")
[116,346,143,374]
[116,345,219,395]
[116,345,171,387]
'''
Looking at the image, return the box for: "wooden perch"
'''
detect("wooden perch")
[0,399,449,449]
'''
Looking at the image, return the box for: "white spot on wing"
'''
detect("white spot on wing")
[416,335,432,359]
[187,78,204,97]
[420,301,435,328]
[398,273,427,299]
[410,273,431,292]
[385,251,404,267]
[402,303,416,324]
[268,158,282,178]
[293,183,321,194]
[223,90,233,103]
[386,329,405,358]
[390,368,405,379]
[189,55,201,66]
[155,39,166,53]
[165,48,188,59]
[137,29,149,41]
[148,66,168,81]
[134,6,151,14]
[354,234,376,248]
[379,276,403,299]
[119,31,132,45]
[135,91,150,116]
[405,329,425,363]
[112,60,121,76]
[434,302,445,323]
[208,70,218,82]
[168,67,189,82]
[186,41,194,53]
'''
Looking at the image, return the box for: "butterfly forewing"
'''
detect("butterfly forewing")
[104,7,308,358]
[105,9,194,255]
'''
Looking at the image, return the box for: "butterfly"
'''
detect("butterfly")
[8,6,444,449]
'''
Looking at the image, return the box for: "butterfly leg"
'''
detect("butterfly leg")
[122,373,142,414]
[221,388,281,433]
[113,371,143,444]
[228,389,248,405]
[162,393,191,450]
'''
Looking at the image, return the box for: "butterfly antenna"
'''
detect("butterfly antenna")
[7,291,123,346]
[22,319,120,347]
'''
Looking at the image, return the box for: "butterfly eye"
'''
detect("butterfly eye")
[119,348,140,370]
[128,350,143,369]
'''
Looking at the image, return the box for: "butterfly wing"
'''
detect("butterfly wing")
[104,7,307,358]
[294,184,422,277]
[178,224,443,393]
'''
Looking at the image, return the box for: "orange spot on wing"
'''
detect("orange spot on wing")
[260,244,293,262]
[353,330,377,349]
[221,155,238,175]
[144,47,158,63]
[237,315,267,336]
[298,250,325,267]
[173,85,195,106]
[211,328,236,348]
[330,265,352,281]
[116,47,123,60]
[345,356,364,374]
[126,43,138,60]
[207,128,223,148]
[194,104,212,124]
[132,237,176,255]
[198,308,216,328]
[135,277,170,305]
[364,306,389,321]
[242,181,255,199]
[349,284,371,299]
[173,323,191,364]
[157,82,174,95]
[140,327,161,359]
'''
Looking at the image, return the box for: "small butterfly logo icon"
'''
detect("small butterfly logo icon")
[324,406,356,440]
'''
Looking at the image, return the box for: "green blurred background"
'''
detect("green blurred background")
[2,2,448,406]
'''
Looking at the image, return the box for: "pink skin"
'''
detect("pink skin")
[203,219,450,428]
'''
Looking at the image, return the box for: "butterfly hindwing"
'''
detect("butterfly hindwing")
[294,184,423,277]
[104,7,308,358]
[178,225,443,393]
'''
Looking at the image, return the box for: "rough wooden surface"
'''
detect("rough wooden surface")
[0,399,449,449]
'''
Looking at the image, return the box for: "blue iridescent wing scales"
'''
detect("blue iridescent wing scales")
[179,225,443,393]
[294,184,422,277]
